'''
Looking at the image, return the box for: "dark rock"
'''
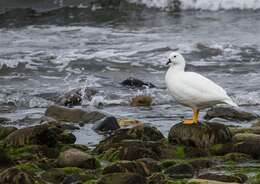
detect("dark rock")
[45,105,105,123]
[130,96,153,107]
[102,158,160,176]
[62,174,81,184]
[121,77,155,88]
[58,87,98,107]
[196,43,223,57]
[4,123,63,147]
[98,172,147,184]
[58,131,77,144]
[168,122,232,148]
[92,116,120,132]
[58,148,100,169]
[165,163,194,179]
[188,158,213,170]
[0,102,17,113]
[0,167,41,184]
[204,107,259,121]
[233,133,260,158]
[0,125,17,140]
[198,173,247,183]
[148,173,168,184]
[0,148,13,167]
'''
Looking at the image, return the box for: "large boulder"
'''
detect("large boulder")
[4,123,61,147]
[204,107,259,121]
[57,148,100,169]
[92,116,120,132]
[98,172,147,184]
[45,105,105,123]
[233,133,260,158]
[168,122,232,148]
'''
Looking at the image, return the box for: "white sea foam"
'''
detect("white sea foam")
[129,0,260,10]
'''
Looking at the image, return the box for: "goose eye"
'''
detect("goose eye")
[174,56,176,58]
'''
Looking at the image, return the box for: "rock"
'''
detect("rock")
[58,131,76,144]
[148,173,168,184]
[41,167,96,184]
[0,117,11,124]
[58,87,98,106]
[229,127,260,136]
[221,152,252,162]
[92,116,120,132]
[98,173,147,184]
[121,77,155,88]
[0,125,17,140]
[165,163,194,179]
[198,173,247,183]
[210,143,234,156]
[94,124,164,154]
[60,123,80,130]
[45,105,105,123]
[117,118,143,127]
[188,158,213,170]
[233,133,260,158]
[0,167,42,184]
[204,107,259,121]
[58,148,100,169]
[0,148,13,167]
[168,122,232,148]
[252,118,260,127]
[130,96,153,107]
[0,102,17,113]
[188,179,239,184]
[102,159,160,176]
[196,43,223,57]
[4,123,62,147]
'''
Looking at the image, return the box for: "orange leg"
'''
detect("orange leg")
[183,109,199,125]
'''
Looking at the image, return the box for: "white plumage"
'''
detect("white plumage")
[165,52,237,124]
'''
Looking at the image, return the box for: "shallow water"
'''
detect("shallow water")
[0,2,260,146]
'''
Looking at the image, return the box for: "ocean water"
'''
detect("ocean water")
[0,0,260,146]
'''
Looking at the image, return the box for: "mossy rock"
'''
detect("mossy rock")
[0,167,45,184]
[148,172,168,184]
[15,163,42,174]
[221,152,252,162]
[249,173,260,184]
[0,126,17,140]
[98,172,147,184]
[41,167,96,183]
[160,160,178,169]
[210,143,234,156]
[168,122,232,148]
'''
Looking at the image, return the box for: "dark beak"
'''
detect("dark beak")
[166,59,171,65]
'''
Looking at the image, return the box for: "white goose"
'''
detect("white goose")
[165,52,237,124]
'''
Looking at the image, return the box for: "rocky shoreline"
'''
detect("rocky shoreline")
[0,85,260,184]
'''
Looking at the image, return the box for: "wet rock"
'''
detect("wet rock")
[58,87,98,106]
[121,77,155,88]
[196,43,223,57]
[188,158,213,170]
[130,96,153,107]
[117,118,143,127]
[204,107,259,121]
[148,173,168,184]
[94,124,164,153]
[0,102,17,113]
[0,167,42,184]
[0,125,17,140]
[233,133,260,158]
[165,163,194,179]
[168,122,232,148]
[198,173,247,183]
[92,116,120,132]
[98,172,147,184]
[45,105,105,123]
[58,131,76,144]
[58,148,100,169]
[0,148,13,167]
[102,158,160,176]
[4,123,63,147]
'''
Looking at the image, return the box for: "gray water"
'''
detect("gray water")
[0,3,260,146]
